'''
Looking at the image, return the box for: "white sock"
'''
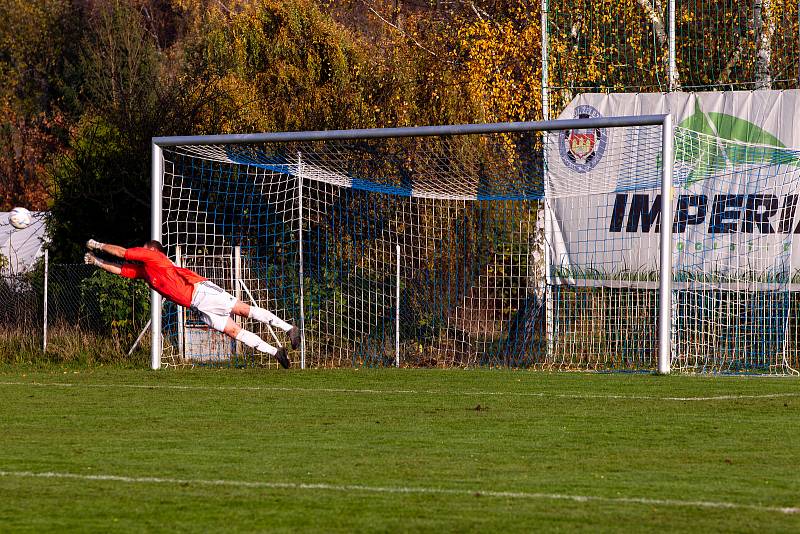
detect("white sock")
[248,306,292,332]
[235,329,277,355]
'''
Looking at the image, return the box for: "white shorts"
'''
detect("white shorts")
[190,281,237,331]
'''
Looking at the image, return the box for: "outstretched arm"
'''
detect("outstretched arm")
[86,239,127,258]
[84,252,122,275]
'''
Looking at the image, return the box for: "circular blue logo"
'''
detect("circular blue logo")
[558,105,607,173]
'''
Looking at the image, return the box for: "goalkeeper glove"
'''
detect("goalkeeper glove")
[86,239,104,251]
[84,253,101,266]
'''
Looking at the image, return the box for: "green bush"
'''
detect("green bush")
[80,270,149,342]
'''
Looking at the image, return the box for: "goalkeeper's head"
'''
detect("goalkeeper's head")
[143,240,165,253]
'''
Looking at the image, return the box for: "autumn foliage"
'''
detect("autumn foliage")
[1,0,797,261]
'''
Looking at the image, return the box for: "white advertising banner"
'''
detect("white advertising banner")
[547,91,800,286]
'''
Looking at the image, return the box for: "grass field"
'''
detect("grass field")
[0,367,799,532]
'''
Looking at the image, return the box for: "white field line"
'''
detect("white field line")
[0,470,796,515]
[0,380,799,402]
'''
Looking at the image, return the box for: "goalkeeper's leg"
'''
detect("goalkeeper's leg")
[247,305,291,330]
[231,301,300,350]
[222,318,290,369]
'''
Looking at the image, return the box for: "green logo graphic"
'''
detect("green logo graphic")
[675,101,800,184]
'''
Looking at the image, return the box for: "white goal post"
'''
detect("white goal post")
[149,114,688,372]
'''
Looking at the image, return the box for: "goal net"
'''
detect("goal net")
[670,129,800,374]
[548,123,800,375]
[152,117,800,374]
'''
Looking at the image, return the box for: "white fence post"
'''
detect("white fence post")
[396,244,401,368]
[668,0,677,91]
[43,249,48,352]
[297,152,307,370]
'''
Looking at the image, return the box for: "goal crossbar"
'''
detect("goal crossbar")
[152,115,668,146]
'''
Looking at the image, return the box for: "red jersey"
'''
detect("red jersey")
[120,247,206,308]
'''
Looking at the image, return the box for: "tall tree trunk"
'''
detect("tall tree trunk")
[754,0,773,89]
[637,0,680,90]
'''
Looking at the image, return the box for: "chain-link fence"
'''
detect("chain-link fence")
[0,261,150,362]
[544,0,800,115]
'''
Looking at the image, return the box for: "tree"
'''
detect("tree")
[0,104,63,211]
[187,0,377,133]
[48,116,149,262]
[46,0,235,261]
[0,0,87,211]
[47,1,162,261]
[448,2,543,123]
[753,0,774,89]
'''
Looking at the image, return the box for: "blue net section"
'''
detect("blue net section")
[220,136,546,201]
[160,151,299,367]
[160,133,549,368]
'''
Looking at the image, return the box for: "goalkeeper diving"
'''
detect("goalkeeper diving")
[84,239,298,368]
